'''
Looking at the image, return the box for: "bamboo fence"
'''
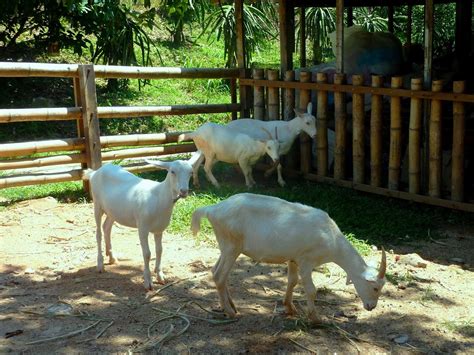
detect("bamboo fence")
[238,69,474,212]
[0,62,239,190]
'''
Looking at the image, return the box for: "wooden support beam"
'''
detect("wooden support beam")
[335,0,344,73]
[388,5,394,33]
[352,75,365,184]
[423,0,434,88]
[428,80,443,198]
[408,78,423,194]
[299,71,312,174]
[299,7,306,68]
[370,75,383,187]
[78,64,102,172]
[334,73,347,180]
[267,69,280,120]
[316,73,328,177]
[389,77,403,191]
[451,81,466,202]
[279,0,294,73]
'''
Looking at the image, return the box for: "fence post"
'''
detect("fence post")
[230,77,237,121]
[352,74,365,184]
[284,70,296,170]
[370,75,383,187]
[73,76,89,193]
[429,80,443,198]
[78,64,102,186]
[267,69,280,120]
[316,72,328,176]
[253,69,265,120]
[389,76,403,190]
[451,81,465,201]
[408,77,423,194]
[299,71,312,174]
[334,73,346,180]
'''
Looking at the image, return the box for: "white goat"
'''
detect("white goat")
[178,122,280,188]
[87,153,201,290]
[226,103,316,186]
[191,193,386,322]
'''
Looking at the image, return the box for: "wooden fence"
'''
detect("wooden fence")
[0,62,239,190]
[240,69,474,212]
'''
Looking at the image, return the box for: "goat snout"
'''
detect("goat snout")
[179,189,189,198]
[364,303,376,311]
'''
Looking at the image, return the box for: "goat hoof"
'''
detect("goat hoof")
[284,302,297,316]
[108,256,118,265]
[278,180,286,187]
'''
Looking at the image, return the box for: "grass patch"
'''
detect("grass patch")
[442,319,474,337]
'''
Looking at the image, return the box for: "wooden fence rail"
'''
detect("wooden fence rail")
[240,69,474,213]
[0,62,239,190]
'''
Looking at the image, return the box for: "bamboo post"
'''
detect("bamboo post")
[230,78,237,121]
[408,78,423,194]
[284,70,296,170]
[334,73,346,180]
[316,72,328,177]
[284,70,295,121]
[253,69,265,120]
[451,81,466,201]
[267,69,280,120]
[78,64,102,176]
[370,75,383,187]
[299,7,306,68]
[429,80,443,198]
[352,74,365,184]
[299,71,312,174]
[389,76,403,190]
[73,76,89,192]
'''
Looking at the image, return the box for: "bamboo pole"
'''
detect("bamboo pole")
[0,138,85,158]
[408,78,423,194]
[335,0,344,73]
[283,70,295,121]
[334,73,346,180]
[102,144,195,161]
[253,69,265,120]
[370,75,383,187]
[299,71,312,174]
[0,170,83,189]
[0,62,239,79]
[299,7,306,68]
[352,74,365,184]
[316,72,328,177]
[97,104,240,119]
[451,81,466,201]
[267,69,280,120]
[0,153,85,170]
[429,80,443,198]
[78,64,102,171]
[389,76,403,191]
[100,132,185,147]
[0,107,81,123]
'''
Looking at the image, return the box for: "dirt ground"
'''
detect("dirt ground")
[0,196,473,354]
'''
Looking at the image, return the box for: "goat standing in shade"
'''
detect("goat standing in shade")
[87,152,201,290]
[178,122,280,188]
[226,103,316,186]
[191,193,387,323]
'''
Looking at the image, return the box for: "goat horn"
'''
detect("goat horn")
[378,247,387,279]
[260,127,273,140]
[275,126,278,140]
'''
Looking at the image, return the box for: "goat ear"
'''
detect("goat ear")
[306,102,313,114]
[346,275,353,285]
[145,159,170,170]
[294,108,304,117]
[188,150,203,167]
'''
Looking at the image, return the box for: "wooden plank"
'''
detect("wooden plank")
[334,73,346,180]
[299,71,312,174]
[451,81,466,202]
[352,75,365,184]
[78,64,102,171]
[370,75,383,187]
[428,80,443,198]
[267,69,280,120]
[389,77,403,191]
[316,72,328,177]
[239,78,474,103]
[408,78,423,194]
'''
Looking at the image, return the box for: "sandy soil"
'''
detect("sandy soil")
[0,196,473,353]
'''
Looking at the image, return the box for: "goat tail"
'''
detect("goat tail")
[178,131,195,143]
[191,206,209,237]
[82,168,95,181]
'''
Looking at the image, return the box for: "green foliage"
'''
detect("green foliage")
[352,7,389,32]
[203,2,276,68]
[301,7,335,64]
